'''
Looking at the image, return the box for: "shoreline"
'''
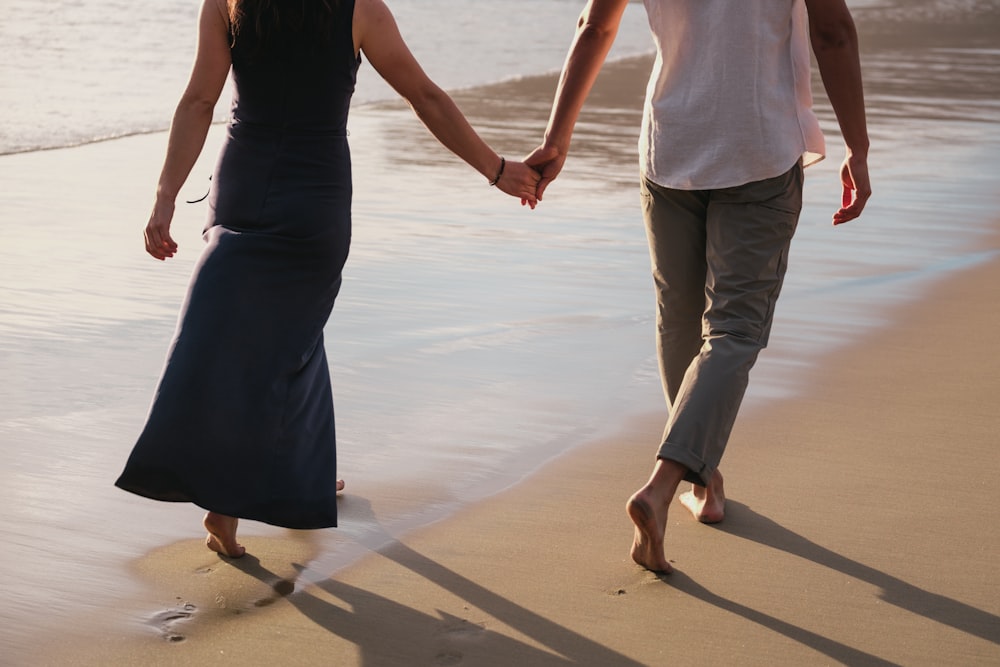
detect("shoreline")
[34,229,1000,665]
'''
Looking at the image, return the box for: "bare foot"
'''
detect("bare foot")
[678,469,726,524]
[626,458,686,573]
[203,512,245,558]
[336,479,345,493]
[626,491,673,573]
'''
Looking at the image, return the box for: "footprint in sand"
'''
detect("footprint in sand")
[148,601,196,642]
[431,619,486,664]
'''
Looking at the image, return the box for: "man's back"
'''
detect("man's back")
[640,0,825,189]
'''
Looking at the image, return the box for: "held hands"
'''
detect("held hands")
[144,198,179,260]
[493,158,543,209]
[833,150,871,225]
[491,141,568,208]
[524,143,566,201]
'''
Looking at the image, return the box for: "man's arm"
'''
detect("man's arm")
[806,0,872,224]
[526,0,630,198]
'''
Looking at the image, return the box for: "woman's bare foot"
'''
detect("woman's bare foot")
[203,512,245,558]
[336,479,345,493]
[678,469,726,524]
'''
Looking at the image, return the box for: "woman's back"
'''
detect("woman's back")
[227,0,359,132]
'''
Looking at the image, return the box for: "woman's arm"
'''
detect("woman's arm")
[145,0,231,260]
[353,0,539,206]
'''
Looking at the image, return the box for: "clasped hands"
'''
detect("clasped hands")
[493,143,565,210]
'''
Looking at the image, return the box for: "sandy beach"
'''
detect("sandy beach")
[7,4,1000,664]
[36,230,1000,666]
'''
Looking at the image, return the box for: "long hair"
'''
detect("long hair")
[228,0,341,52]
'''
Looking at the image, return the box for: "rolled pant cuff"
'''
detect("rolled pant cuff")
[656,442,713,486]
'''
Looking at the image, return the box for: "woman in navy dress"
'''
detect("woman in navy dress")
[116,0,539,557]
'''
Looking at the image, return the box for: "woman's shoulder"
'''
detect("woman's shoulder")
[353,0,394,29]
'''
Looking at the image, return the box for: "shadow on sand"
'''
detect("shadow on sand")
[225,496,997,665]
[654,500,998,666]
[229,495,643,666]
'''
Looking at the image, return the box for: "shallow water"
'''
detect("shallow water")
[1,0,1000,661]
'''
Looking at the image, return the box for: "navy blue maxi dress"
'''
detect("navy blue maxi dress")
[115,1,359,529]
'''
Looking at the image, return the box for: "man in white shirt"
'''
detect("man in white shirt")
[527,0,871,573]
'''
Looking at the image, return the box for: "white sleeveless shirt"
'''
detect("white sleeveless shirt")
[639,0,825,190]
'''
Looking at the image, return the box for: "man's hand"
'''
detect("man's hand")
[833,150,871,225]
[524,144,567,201]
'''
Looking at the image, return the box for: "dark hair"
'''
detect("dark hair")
[228,0,342,52]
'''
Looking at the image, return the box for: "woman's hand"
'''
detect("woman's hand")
[495,160,542,209]
[144,198,179,260]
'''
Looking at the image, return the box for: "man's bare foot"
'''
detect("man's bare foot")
[203,512,245,558]
[336,479,345,493]
[625,458,686,573]
[626,491,673,573]
[678,469,726,524]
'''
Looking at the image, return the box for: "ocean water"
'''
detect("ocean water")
[2,0,999,659]
[0,0,654,155]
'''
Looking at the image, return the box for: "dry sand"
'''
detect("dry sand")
[38,228,1000,665]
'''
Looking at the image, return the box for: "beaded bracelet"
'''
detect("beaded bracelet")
[489,156,506,187]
